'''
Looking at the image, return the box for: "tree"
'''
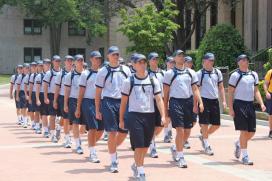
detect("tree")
[118,0,179,59]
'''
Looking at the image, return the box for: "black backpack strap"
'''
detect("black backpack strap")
[199,69,205,87]
[150,76,155,94]
[159,69,164,76]
[70,71,75,85]
[59,70,66,87]
[128,76,135,96]
[104,65,112,85]
[14,74,18,83]
[249,71,256,84]
[170,68,178,86]
[120,65,128,79]
[87,70,93,81]
[234,70,243,88]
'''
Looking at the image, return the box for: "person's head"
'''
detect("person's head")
[236,54,249,70]
[202,53,215,70]
[23,63,30,74]
[148,52,159,69]
[134,54,147,74]
[43,58,51,72]
[173,50,185,65]
[52,55,61,69]
[119,57,125,65]
[74,54,84,70]
[30,62,37,73]
[90,51,102,70]
[166,56,175,70]
[64,55,74,70]
[130,53,138,69]
[185,56,194,69]
[16,65,23,74]
[107,46,120,64]
[37,61,43,72]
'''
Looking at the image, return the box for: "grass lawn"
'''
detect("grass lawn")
[0,74,11,85]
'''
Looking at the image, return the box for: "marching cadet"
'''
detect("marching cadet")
[54,55,74,148]
[75,51,104,163]
[229,54,265,165]
[263,66,272,138]
[120,53,165,180]
[43,55,61,143]
[64,54,85,154]
[95,46,131,173]
[10,65,23,124]
[147,52,165,157]
[36,59,51,138]
[164,50,203,168]
[29,61,43,134]
[196,53,226,155]
[16,63,30,128]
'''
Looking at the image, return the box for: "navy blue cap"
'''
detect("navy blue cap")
[130,53,138,62]
[236,54,249,62]
[52,55,61,61]
[203,53,215,61]
[30,62,37,66]
[133,54,147,63]
[74,54,84,61]
[108,46,119,55]
[37,60,43,65]
[90,51,102,58]
[148,52,159,60]
[64,55,74,60]
[166,56,174,63]
[17,64,23,68]
[23,63,30,67]
[119,57,125,63]
[173,49,185,57]
[43,58,51,64]
[185,56,193,62]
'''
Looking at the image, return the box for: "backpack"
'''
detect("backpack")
[169,68,192,86]
[103,65,128,86]
[128,75,155,96]
[232,69,256,88]
[14,74,18,84]
[70,70,81,86]
[48,69,59,87]
[59,69,67,87]
[199,68,220,87]
[148,69,164,78]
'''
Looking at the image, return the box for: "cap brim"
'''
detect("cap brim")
[109,51,119,55]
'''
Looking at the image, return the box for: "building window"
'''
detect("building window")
[68,48,86,59]
[68,21,86,36]
[24,48,42,63]
[24,19,42,35]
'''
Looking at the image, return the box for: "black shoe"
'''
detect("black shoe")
[269,130,272,139]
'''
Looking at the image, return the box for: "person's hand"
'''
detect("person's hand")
[10,94,13,99]
[36,100,41,106]
[96,111,102,121]
[64,105,69,113]
[75,108,81,118]
[161,116,168,126]
[222,101,227,110]
[119,120,124,130]
[193,105,198,114]
[25,95,29,101]
[44,98,49,104]
[261,104,266,112]
[229,108,235,118]
[199,103,204,113]
[266,92,271,100]
[53,101,58,110]
[28,99,32,105]
[16,96,19,102]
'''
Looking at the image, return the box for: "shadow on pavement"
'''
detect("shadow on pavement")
[41,151,74,156]
[65,166,108,174]
[203,159,240,166]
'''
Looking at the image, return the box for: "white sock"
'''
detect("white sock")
[137,166,144,175]
[177,151,184,159]
[168,123,172,130]
[172,144,176,151]
[110,153,117,162]
[64,134,70,140]
[35,123,40,129]
[44,127,49,133]
[56,124,61,131]
[241,149,248,158]
[75,138,80,148]
[23,117,27,124]
[164,128,169,137]
[89,147,96,155]
[17,115,21,122]
[203,139,210,148]
[150,139,155,150]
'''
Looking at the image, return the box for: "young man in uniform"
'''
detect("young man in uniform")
[164,50,203,168]
[229,54,266,165]
[197,53,226,155]
[36,59,51,137]
[263,67,272,138]
[95,46,131,173]
[10,65,23,125]
[75,51,104,163]
[16,63,30,128]
[54,55,74,148]
[120,53,166,180]
[147,52,165,157]
[29,61,43,134]
[64,55,85,154]
[43,55,61,143]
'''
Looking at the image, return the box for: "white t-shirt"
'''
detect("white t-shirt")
[79,69,98,99]
[43,69,61,93]
[148,69,165,97]
[35,72,46,93]
[64,70,81,99]
[55,69,70,96]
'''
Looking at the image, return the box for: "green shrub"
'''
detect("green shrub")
[196,24,247,70]
[258,80,265,101]
[263,48,272,71]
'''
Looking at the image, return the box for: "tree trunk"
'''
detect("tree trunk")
[49,23,62,56]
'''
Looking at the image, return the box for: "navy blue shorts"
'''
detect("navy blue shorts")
[199,98,220,125]
[68,98,84,125]
[101,97,128,133]
[154,102,163,127]
[127,112,155,150]
[58,95,69,119]
[266,95,272,115]
[28,92,36,112]
[169,97,194,129]
[39,93,49,116]
[233,99,256,132]
[14,91,20,109]
[30,92,39,112]
[18,90,27,109]
[82,98,104,131]
[48,93,61,116]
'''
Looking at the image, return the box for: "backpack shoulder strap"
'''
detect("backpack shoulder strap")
[71,71,75,85]
[104,65,112,85]
[200,69,205,87]
[234,70,243,88]
[49,69,54,82]
[170,68,178,86]
[120,65,128,78]
[159,69,164,76]
[150,76,155,94]
[128,76,135,96]
[87,70,93,81]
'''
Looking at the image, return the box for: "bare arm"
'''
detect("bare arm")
[155,94,166,122]
[163,84,170,117]
[43,82,49,104]
[36,84,41,106]
[16,82,20,101]
[29,83,34,103]
[95,87,103,120]
[228,86,235,117]
[75,87,85,118]
[9,83,14,99]
[53,85,60,109]
[255,86,266,112]
[219,82,227,109]
[192,84,204,112]
[64,85,71,113]
[119,95,128,129]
